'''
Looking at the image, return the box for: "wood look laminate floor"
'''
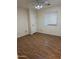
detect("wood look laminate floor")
[17,33,61,59]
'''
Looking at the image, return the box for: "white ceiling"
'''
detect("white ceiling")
[17,0,61,9]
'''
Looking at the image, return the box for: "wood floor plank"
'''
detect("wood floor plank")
[17,33,61,59]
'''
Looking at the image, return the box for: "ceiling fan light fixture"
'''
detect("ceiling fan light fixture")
[33,0,48,9]
[35,5,43,9]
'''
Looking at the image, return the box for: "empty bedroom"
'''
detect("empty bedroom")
[17,0,61,59]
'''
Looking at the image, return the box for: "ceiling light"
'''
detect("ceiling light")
[33,0,48,9]
[35,5,43,9]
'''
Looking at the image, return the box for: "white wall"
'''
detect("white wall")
[28,9,37,34]
[17,8,29,37]
[17,7,61,37]
[37,7,61,36]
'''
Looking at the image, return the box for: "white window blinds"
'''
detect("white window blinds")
[44,12,57,26]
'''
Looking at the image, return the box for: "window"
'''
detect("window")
[44,12,57,26]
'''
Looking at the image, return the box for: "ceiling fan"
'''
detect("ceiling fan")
[32,0,51,9]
